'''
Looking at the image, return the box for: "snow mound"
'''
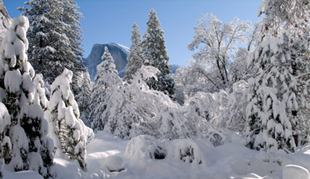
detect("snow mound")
[167,139,205,165]
[283,165,310,179]
[206,129,245,147]
[4,170,43,179]
[125,135,167,160]
[104,155,124,172]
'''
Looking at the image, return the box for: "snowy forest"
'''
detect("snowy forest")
[1,0,310,178]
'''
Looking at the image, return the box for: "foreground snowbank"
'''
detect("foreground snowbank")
[4,131,310,179]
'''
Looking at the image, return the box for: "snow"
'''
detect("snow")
[104,156,124,172]
[22,74,35,92]
[3,130,310,179]
[4,170,43,179]
[283,165,310,179]
[167,139,206,165]
[125,135,167,160]
[0,102,10,133]
[65,106,76,128]
[4,70,22,93]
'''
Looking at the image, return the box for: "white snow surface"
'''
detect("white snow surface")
[4,131,310,179]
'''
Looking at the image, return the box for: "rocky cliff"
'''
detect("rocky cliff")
[0,0,11,49]
[84,43,129,81]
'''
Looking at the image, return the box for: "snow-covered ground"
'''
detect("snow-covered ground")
[4,131,310,179]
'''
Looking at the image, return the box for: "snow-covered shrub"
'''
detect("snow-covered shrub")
[46,68,94,171]
[0,15,55,178]
[91,65,197,140]
[167,139,205,165]
[206,129,227,147]
[219,80,249,133]
[125,135,167,160]
[206,129,245,147]
[184,91,226,137]
[104,156,124,172]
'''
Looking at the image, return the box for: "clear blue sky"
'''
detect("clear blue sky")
[4,0,261,66]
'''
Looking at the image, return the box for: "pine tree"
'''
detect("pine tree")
[126,23,143,81]
[142,9,174,97]
[21,0,85,84]
[89,47,122,131]
[62,0,84,68]
[20,0,68,83]
[74,71,92,126]
[0,16,54,178]
[246,34,297,153]
[258,0,310,146]
[100,47,118,75]
[46,68,93,172]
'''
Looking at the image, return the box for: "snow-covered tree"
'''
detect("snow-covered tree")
[72,70,92,126]
[258,0,310,39]
[142,9,169,75]
[89,46,121,131]
[100,47,118,75]
[62,0,84,67]
[46,69,93,171]
[126,23,143,81]
[0,103,10,178]
[257,0,310,145]
[20,0,68,83]
[0,15,55,178]
[21,0,86,89]
[142,9,174,97]
[188,13,251,91]
[246,34,297,153]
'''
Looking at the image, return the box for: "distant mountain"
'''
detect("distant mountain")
[0,0,11,49]
[169,64,181,74]
[84,43,129,81]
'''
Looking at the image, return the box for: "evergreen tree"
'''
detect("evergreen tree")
[20,0,85,84]
[100,47,118,75]
[20,0,69,83]
[0,16,54,178]
[246,34,297,153]
[89,47,121,131]
[46,69,93,172]
[258,0,310,145]
[74,71,92,126]
[142,9,174,97]
[126,23,143,81]
[62,0,84,67]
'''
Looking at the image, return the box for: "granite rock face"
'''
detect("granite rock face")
[0,0,11,49]
[84,43,129,81]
